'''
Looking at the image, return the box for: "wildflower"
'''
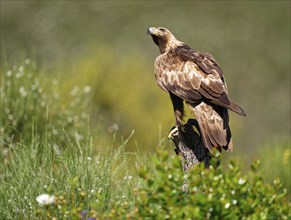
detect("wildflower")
[75,132,83,141]
[238,178,246,185]
[6,70,12,77]
[87,157,92,161]
[19,86,27,97]
[108,123,119,133]
[18,66,24,72]
[53,144,61,155]
[232,199,237,205]
[83,86,91,93]
[36,194,54,206]
[8,114,14,121]
[37,87,43,93]
[124,175,133,180]
[16,72,24,78]
[81,112,88,119]
[225,202,230,209]
[70,86,79,96]
[53,129,59,135]
[25,59,31,65]
[193,186,199,192]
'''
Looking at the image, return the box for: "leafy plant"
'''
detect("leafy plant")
[123,151,290,220]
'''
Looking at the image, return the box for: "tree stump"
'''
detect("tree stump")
[168,119,212,192]
[168,119,211,172]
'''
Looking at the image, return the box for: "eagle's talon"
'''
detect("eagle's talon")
[168,126,179,139]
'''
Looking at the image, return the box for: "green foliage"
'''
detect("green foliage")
[0,59,93,146]
[113,151,290,220]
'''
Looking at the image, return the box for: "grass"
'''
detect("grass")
[0,60,290,219]
[0,130,139,219]
[0,59,139,219]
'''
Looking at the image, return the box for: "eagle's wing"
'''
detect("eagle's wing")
[155,45,245,116]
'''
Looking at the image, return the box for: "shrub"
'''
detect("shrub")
[125,151,290,220]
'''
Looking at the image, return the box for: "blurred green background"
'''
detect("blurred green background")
[1,1,290,156]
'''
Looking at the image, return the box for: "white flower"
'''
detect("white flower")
[36,194,54,206]
[232,199,237,205]
[18,66,24,72]
[25,59,31,65]
[6,71,12,77]
[16,72,23,78]
[19,86,27,97]
[108,123,119,133]
[53,144,61,155]
[83,86,91,93]
[124,175,133,180]
[70,86,79,96]
[238,178,246,185]
[224,202,230,209]
[193,186,199,192]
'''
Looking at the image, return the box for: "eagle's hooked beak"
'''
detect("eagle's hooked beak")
[147,27,158,36]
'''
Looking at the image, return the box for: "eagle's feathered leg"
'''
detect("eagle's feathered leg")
[169,92,185,132]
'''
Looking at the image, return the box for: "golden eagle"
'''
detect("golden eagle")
[147,27,246,152]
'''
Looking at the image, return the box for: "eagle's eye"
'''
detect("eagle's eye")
[159,28,166,32]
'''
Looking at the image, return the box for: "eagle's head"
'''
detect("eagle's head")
[147,27,182,54]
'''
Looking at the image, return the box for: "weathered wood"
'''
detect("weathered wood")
[168,119,211,172]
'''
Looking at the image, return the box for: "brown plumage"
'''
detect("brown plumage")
[147,27,246,152]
